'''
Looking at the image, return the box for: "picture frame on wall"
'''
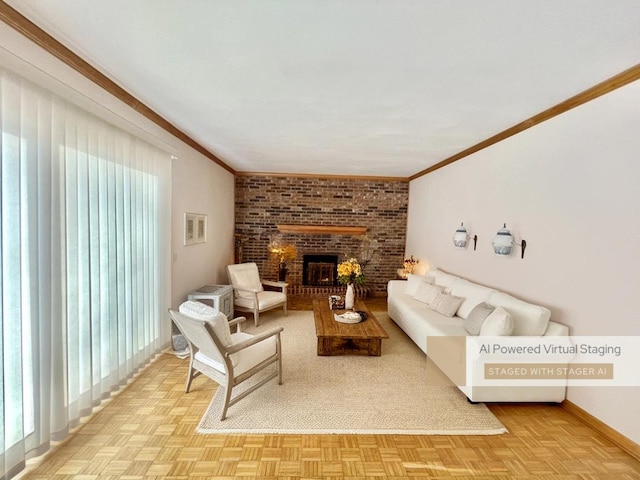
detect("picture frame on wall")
[184,213,207,245]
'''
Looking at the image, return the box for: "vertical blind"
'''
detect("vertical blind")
[0,68,171,479]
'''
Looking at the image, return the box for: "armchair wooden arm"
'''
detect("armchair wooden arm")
[262,280,288,289]
[228,316,247,333]
[232,285,262,294]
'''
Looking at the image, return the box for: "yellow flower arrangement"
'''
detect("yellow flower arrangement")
[269,243,297,264]
[337,257,365,285]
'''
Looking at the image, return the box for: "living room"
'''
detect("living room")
[1,1,639,479]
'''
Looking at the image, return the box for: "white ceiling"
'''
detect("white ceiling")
[6,0,640,177]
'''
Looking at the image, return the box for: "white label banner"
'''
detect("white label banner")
[465,336,640,387]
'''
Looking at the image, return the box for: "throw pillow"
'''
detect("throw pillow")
[464,302,495,335]
[429,293,464,317]
[479,306,514,336]
[413,283,444,305]
[179,300,233,347]
[450,279,495,319]
[489,292,550,336]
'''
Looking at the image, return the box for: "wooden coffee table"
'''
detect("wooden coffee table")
[313,299,389,356]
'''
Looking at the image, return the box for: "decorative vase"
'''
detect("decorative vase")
[345,283,355,310]
[278,262,287,281]
[492,223,514,256]
[453,222,469,249]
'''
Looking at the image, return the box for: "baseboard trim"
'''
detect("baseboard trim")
[562,400,640,462]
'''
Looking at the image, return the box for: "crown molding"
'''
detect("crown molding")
[410,63,640,181]
[235,171,409,182]
[0,2,236,175]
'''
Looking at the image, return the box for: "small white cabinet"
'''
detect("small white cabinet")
[187,284,234,319]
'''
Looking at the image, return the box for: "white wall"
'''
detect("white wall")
[406,80,640,444]
[0,23,236,319]
[170,153,235,308]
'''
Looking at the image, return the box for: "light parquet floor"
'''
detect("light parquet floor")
[20,296,640,480]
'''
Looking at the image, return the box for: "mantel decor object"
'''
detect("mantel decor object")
[268,235,297,281]
[397,255,419,279]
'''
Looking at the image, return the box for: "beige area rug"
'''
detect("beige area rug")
[197,309,507,435]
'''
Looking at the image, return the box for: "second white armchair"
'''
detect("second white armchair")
[226,262,288,326]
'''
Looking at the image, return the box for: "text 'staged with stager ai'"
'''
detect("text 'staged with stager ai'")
[464,336,640,387]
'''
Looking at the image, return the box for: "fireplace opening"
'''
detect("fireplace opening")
[303,254,339,286]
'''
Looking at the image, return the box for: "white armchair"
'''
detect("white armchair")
[169,301,283,420]
[226,262,288,326]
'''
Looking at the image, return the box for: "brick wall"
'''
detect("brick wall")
[234,175,409,295]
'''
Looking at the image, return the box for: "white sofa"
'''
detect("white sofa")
[387,268,568,403]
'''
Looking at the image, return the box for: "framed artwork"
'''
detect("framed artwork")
[184,213,207,245]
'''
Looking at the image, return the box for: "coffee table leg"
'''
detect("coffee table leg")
[317,337,331,356]
[369,339,382,356]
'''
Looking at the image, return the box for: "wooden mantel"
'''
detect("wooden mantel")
[277,224,368,235]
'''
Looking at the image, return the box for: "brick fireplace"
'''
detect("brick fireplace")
[303,254,339,286]
[234,175,409,296]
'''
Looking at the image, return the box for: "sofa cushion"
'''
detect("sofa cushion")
[433,269,461,293]
[450,279,496,319]
[413,283,444,305]
[404,273,427,296]
[425,266,438,280]
[430,293,464,317]
[488,292,550,336]
[464,302,495,335]
[480,306,514,336]
[389,295,467,353]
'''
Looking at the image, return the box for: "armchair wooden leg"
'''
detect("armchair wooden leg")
[185,359,196,393]
[220,378,234,421]
[276,334,283,385]
[253,310,259,327]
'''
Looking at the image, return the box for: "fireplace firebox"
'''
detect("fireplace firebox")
[303,254,339,286]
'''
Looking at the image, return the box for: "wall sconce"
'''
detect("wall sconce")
[453,223,469,249]
[492,223,527,258]
[453,223,478,250]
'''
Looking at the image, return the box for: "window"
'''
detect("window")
[0,68,171,480]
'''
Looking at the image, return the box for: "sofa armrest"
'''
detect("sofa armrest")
[387,279,406,297]
[544,321,569,337]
